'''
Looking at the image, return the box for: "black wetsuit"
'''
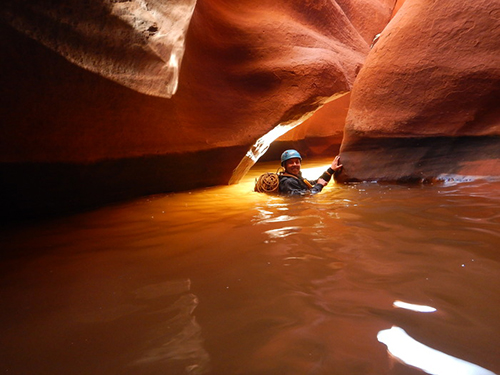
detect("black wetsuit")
[278,167,336,196]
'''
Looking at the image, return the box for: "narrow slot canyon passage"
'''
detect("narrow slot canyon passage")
[1,0,500,374]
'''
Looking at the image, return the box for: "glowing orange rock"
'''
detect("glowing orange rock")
[339,0,500,182]
[1,0,393,218]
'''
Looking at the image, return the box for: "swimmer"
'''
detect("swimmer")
[278,149,342,196]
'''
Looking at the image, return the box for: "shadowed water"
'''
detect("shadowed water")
[1,158,499,375]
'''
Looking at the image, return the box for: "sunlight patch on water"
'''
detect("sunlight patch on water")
[264,226,301,239]
[255,215,297,224]
[377,326,496,375]
[393,300,437,313]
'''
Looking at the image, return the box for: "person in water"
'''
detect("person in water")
[278,149,343,196]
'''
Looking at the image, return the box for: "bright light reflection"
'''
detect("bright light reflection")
[301,166,329,181]
[264,226,300,239]
[393,300,437,313]
[167,51,179,94]
[256,215,296,224]
[229,122,305,185]
[246,124,300,163]
[377,326,496,375]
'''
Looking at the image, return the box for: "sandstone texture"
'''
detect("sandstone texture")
[1,0,395,219]
[339,0,500,182]
[2,0,197,99]
[335,0,396,44]
[261,93,351,162]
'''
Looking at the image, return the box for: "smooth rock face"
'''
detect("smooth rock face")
[1,0,394,219]
[261,93,351,162]
[1,0,373,164]
[1,0,197,98]
[278,94,350,143]
[339,0,500,182]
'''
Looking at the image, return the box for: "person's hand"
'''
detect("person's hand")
[331,155,343,172]
[317,178,328,186]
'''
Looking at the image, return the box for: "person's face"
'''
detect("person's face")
[285,158,301,175]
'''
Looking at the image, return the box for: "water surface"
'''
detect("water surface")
[1,159,499,375]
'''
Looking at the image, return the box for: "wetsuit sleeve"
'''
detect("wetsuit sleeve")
[318,167,335,182]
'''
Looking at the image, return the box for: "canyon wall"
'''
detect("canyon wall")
[1,0,395,220]
[261,93,350,163]
[339,0,500,182]
[3,0,497,220]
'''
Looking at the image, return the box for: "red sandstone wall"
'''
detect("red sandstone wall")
[269,93,350,159]
[277,0,398,155]
[335,0,396,44]
[391,0,406,17]
[339,0,500,181]
[279,94,350,142]
[1,0,377,164]
[1,0,395,218]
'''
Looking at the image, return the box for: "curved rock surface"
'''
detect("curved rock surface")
[2,0,197,99]
[339,0,500,182]
[261,93,350,162]
[335,0,396,44]
[1,0,395,219]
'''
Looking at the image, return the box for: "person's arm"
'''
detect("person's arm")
[316,156,343,184]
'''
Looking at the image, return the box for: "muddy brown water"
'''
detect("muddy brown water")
[1,158,499,375]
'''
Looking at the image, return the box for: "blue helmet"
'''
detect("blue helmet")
[281,149,302,165]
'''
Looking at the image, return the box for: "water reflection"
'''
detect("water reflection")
[130,279,210,374]
[1,159,500,375]
[377,326,496,375]
[264,226,302,239]
[255,214,297,224]
[393,300,437,313]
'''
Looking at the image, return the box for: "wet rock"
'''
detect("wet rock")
[339,0,500,182]
[1,0,389,219]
